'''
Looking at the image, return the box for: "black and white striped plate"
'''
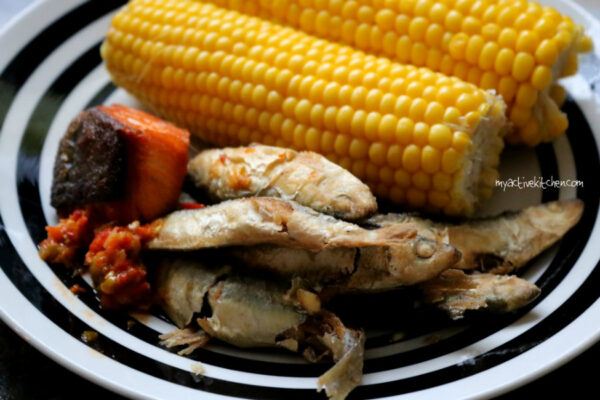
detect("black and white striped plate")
[1,0,599,399]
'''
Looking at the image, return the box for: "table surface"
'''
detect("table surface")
[1,0,599,399]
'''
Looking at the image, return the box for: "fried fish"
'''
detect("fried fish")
[187,144,377,220]
[365,199,584,273]
[148,197,415,251]
[155,256,365,400]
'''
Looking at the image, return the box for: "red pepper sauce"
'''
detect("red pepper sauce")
[85,222,156,310]
[38,209,93,267]
[179,202,206,210]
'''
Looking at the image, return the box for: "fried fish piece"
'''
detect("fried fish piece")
[148,197,415,251]
[231,236,460,291]
[155,258,230,328]
[155,257,365,400]
[188,145,377,220]
[419,269,541,319]
[365,199,584,273]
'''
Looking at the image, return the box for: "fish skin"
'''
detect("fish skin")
[341,237,461,291]
[154,258,230,328]
[230,238,460,290]
[419,269,541,319]
[155,257,365,400]
[364,199,584,273]
[188,144,377,220]
[231,245,357,286]
[198,274,307,348]
[148,197,415,251]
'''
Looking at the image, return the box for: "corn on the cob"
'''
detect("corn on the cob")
[101,0,507,216]
[208,0,592,146]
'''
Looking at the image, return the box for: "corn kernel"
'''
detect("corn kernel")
[429,124,453,148]
[465,35,484,64]
[375,9,396,31]
[445,10,463,33]
[550,84,567,107]
[413,122,430,145]
[412,170,432,190]
[498,27,518,48]
[378,114,398,142]
[512,52,535,82]
[443,107,462,125]
[394,169,411,187]
[478,42,499,71]
[515,84,538,108]
[509,105,532,127]
[561,52,578,77]
[498,76,518,103]
[402,144,421,172]
[441,148,460,173]
[530,65,552,90]
[369,142,388,165]
[348,138,369,159]
[421,145,441,173]
[449,33,469,60]
[494,48,515,75]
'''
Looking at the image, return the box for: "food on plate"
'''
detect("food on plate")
[38,95,585,398]
[50,105,189,222]
[147,197,417,251]
[42,103,189,307]
[188,144,377,219]
[227,200,581,292]
[101,0,508,216]
[155,256,365,400]
[366,199,584,273]
[38,209,94,266]
[419,269,541,319]
[209,0,593,146]
[85,222,156,309]
[50,108,127,212]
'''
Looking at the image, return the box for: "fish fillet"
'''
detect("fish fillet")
[188,144,377,220]
[148,197,415,251]
[231,236,461,290]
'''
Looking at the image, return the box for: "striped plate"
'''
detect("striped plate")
[1,0,599,399]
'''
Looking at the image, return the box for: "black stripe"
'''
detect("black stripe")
[84,82,116,109]
[0,0,125,129]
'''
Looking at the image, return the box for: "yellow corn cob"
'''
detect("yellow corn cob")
[208,0,593,146]
[101,0,507,216]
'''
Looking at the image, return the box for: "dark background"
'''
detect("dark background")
[0,319,594,400]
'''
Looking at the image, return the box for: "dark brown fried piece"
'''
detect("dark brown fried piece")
[51,108,126,212]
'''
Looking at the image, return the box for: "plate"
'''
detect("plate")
[0,0,599,399]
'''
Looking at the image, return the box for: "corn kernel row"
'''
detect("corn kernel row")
[207,0,592,146]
